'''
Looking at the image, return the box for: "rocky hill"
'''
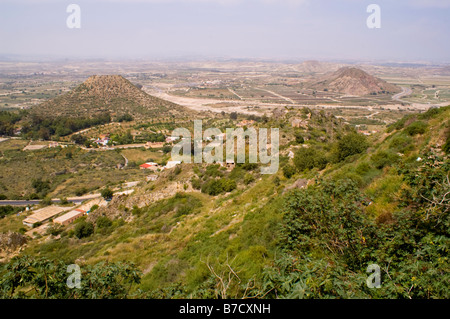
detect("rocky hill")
[31,75,189,119]
[309,67,401,95]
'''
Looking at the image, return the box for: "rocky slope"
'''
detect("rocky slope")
[309,67,401,95]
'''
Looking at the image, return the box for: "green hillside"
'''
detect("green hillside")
[1,106,448,299]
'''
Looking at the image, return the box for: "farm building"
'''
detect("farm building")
[53,209,86,226]
[165,136,180,143]
[140,162,159,170]
[22,206,66,227]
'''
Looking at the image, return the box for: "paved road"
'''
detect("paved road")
[0,199,85,206]
[393,87,413,102]
[0,189,135,206]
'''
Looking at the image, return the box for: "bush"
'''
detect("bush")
[355,161,371,175]
[443,132,450,154]
[162,145,172,154]
[336,133,369,161]
[46,224,63,236]
[101,188,114,200]
[389,134,413,153]
[283,164,296,179]
[190,177,202,190]
[32,178,50,196]
[293,147,328,171]
[75,187,88,197]
[96,216,112,229]
[244,173,255,185]
[0,205,24,218]
[117,113,133,122]
[201,178,236,196]
[40,197,53,206]
[294,131,304,144]
[405,121,428,136]
[74,221,94,239]
[371,151,400,169]
[418,107,445,120]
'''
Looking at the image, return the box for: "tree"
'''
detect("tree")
[31,178,51,197]
[71,134,87,145]
[101,188,114,200]
[283,164,296,179]
[74,221,94,239]
[162,145,172,154]
[117,113,134,122]
[294,131,305,144]
[96,216,112,229]
[405,121,428,136]
[336,133,368,162]
[294,147,328,171]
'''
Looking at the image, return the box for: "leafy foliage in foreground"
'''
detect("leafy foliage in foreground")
[0,256,141,299]
[265,154,449,299]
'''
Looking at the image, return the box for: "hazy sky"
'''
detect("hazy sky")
[1,0,449,62]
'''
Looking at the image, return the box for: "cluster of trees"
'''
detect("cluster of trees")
[134,131,166,144]
[74,220,94,239]
[225,111,268,123]
[201,178,237,196]
[21,113,112,140]
[0,206,25,219]
[31,178,51,199]
[190,164,238,196]
[116,113,133,123]
[0,111,22,136]
[285,132,369,177]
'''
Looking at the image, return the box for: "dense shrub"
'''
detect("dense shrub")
[336,133,369,161]
[293,147,328,171]
[294,131,304,144]
[190,177,202,190]
[389,134,414,153]
[101,188,114,200]
[243,173,255,185]
[96,216,112,229]
[0,206,24,219]
[201,178,236,196]
[0,256,141,298]
[371,151,400,169]
[74,221,94,239]
[405,121,428,136]
[283,164,296,178]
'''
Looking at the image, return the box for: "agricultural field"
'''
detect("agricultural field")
[0,142,147,200]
